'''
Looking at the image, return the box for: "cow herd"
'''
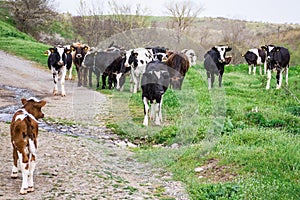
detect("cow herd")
[45,43,291,126]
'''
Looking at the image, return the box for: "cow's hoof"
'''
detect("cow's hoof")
[11,172,18,179]
[53,90,58,95]
[20,188,28,195]
[61,94,66,97]
[27,186,34,193]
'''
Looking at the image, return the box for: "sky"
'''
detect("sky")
[55,0,300,24]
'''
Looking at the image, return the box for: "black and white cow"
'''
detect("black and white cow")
[242,48,266,75]
[124,48,154,93]
[261,45,290,90]
[141,61,170,126]
[64,45,73,80]
[203,45,232,89]
[47,46,67,96]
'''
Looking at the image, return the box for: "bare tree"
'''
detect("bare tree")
[108,0,150,32]
[166,0,203,43]
[4,0,56,37]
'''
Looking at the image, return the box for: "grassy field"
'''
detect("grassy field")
[1,19,299,199]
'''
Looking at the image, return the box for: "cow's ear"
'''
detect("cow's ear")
[261,46,267,51]
[134,53,138,57]
[71,46,75,51]
[21,98,27,105]
[276,47,281,51]
[49,48,55,53]
[39,100,46,107]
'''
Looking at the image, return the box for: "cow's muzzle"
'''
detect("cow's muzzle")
[76,54,83,59]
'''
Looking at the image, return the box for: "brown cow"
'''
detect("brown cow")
[10,97,46,194]
[71,42,90,86]
[165,52,190,89]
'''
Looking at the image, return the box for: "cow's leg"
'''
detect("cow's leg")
[88,68,93,87]
[52,72,58,95]
[154,102,161,126]
[218,74,223,87]
[101,74,107,89]
[68,65,73,80]
[11,147,18,178]
[211,74,215,88]
[96,74,100,88]
[83,68,88,86]
[259,65,262,76]
[285,67,289,86]
[131,70,138,93]
[18,151,29,194]
[143,97,149,126]
[276,70,283,89]
[77,67,82,87]
[263,61,267,75]
[248,65,252,75]
[27,155,36,193]
[150,102,155,121]
[159,96,163,121]
[60,66,67,96]
[130,69,134,93]
[253,65,256,75]
[266,69,271,90]
[207,72,212,89]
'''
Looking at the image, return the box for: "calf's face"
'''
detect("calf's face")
[215,45,232,62]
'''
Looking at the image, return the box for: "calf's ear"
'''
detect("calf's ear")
[275,47,281,51]
[21,98,27,105]
[261,46,267,51]
[39,100,46,107]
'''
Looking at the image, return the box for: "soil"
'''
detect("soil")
[0,51,188,200]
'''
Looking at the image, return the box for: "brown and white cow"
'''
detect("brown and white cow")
[71,43,90,86]
[10,97,46,195]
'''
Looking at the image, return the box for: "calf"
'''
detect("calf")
[203,45,232,89]
[124,48,154,93]
[165,52,190,90]
[141,61,170,126]
[47,46,67,96]
[261,45,290,89]
[10,97,46,194]
[71,43,90,86]
[64,45,73,80]
[242,48,266,75]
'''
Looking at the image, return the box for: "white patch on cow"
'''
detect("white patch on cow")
[57,47,65,66]
[28,139,37,156]
[27,97,40,102]
[17,151,29,194]
[182,49,197,66]
[143,97,149,126]
[215,46,229,62]
[15,109,38,123]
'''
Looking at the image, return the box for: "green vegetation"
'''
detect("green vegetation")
[0,20,50,67]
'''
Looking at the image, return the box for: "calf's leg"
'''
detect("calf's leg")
[266,69,271,90]
[143,97,149,126]
[11,147,18,178]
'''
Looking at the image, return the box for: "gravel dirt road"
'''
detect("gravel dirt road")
[0,51,188,200]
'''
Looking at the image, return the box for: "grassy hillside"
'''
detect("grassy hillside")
[0,20,50,67]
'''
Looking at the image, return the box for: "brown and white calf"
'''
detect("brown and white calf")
[10,97,46,195]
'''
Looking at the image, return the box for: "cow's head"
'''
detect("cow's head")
[124,50,138,68]
[49,46,66,66]
[261,45,280,70]
[21,97,46,120]
[71,43,90,59]
[214,45,232,63]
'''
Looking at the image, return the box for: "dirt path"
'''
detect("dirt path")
[0,51,188,199]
